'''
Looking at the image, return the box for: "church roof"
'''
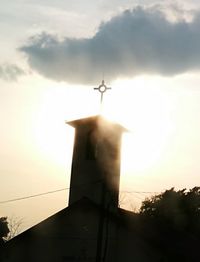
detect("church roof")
[4,198,161,262]
[6,198,139,244]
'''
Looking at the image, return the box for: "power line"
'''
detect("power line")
[122,190,159,194]
[0,180,102,204]
[0,188,69,204]
[0,187,159,205]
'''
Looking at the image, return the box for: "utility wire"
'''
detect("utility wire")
[0,180,102,204]
[123,190,159,194]
[0,186,159,205]
[0,188,69,204]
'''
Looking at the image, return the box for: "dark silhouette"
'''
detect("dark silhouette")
[0,217,9,261]
[0,217,9,242]
[138,187,200,262]
[4,216,23,241]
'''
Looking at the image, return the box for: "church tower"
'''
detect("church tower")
[66,82,126,211]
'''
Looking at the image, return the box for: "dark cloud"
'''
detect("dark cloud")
[21,7,200,84]
[0,64,25,82]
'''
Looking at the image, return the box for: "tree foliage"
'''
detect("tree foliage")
[140,187,200,230]
[0,217,9,240]
[5,216,23,241]
[139,187,200,261]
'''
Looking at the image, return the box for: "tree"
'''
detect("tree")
[0,217,9,241]
[0,217,9,261]
[140,187,200,231]
[4,216,23,241]
[139,187,200,262]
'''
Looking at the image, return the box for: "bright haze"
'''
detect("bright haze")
[1,0,200,231]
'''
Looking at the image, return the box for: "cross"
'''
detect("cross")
[94,80,112,104]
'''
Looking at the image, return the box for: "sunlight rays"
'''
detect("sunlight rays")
[32,76,174,179]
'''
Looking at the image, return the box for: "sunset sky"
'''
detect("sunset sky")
[1,0,200,232]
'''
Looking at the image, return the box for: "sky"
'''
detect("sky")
[1,0,200,232]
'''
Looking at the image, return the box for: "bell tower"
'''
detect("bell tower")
[67,115,126,210]
[66,81,126,210]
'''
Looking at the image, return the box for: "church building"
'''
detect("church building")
[3,81,160,262]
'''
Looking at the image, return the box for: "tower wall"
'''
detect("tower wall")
[67,116,125,210]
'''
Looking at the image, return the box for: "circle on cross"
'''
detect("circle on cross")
[94,80,112,104]
[98,80,107,93]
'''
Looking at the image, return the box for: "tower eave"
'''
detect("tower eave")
[66,115,128,132]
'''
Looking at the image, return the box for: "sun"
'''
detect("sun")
[31,76,174,178]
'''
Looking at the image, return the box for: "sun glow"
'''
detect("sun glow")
[32,80,99,168]
[32,76,174,177]
[102,77,174,174]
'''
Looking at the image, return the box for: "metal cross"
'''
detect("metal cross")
[94,80,111,104]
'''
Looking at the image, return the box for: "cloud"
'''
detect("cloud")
[0,64,25,82]
[21,7,200,84]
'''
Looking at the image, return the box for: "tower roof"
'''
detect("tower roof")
[66,115,127,132]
